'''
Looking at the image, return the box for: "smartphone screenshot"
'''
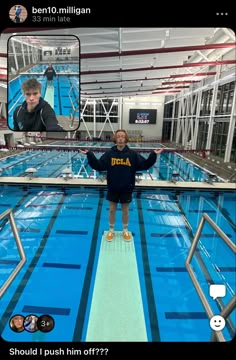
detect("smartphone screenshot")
[0,2,235,358]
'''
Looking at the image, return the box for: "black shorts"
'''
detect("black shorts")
[106,191,132,204]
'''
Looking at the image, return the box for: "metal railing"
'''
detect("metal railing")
[68,84,80,129]
[0,209,26,298]
[185,212,236,342]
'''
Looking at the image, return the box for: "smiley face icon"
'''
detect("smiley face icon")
[209,315,225,331]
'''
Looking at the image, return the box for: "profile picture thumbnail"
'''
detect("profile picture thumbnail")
[24,314,38,332]
[9,314,25,333]
[9,5,28,23]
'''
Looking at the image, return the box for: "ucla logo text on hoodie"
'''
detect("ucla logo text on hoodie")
[111,157,131,166]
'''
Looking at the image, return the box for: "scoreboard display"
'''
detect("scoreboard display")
[129,109,157,124]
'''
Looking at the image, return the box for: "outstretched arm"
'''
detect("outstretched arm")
[79,149,108,171]
[136,148,163,171]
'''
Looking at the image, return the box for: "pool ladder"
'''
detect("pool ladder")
[185,212,236,342]
[68,84,80,129]
[0,209,26,298]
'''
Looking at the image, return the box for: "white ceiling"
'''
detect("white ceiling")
[0,27,235,96]
[8,35,80,48]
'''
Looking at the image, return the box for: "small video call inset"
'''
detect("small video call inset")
[9,4,28,24]
[9,314,55,333]
[7,34,80,132]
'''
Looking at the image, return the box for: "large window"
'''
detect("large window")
[200,89,213,116]
[162,121,172,140]
[163,103,173,119]
[174,101,179,118]
[211,121,229,158]
[216,81,235,115]
[197,121,208,149]
[81,98,118,123]
[172,120,178,142]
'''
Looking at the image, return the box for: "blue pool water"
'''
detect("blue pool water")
[0,147,223,182]
[27,64,79,73]
[0,185,235,342]
[8,64,79,129]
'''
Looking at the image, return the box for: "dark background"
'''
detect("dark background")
[0,1,234,30]
[129,109,157,124]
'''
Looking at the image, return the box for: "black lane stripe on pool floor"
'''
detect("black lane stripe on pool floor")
[56,230,88,235]
[0,259,19,265]
[156,266,236,272]
[43,262,81,269]
[73,189,104,342]
[217,267,236,271]
[65,206,93,210]
[151,232,233,238]
[156,267,188,272]
[18,227,41,233]
[26,204,53,208]
[137,192,160,342]
[165,312,207,319]
[147,209,179,213]
[22,305,70,316]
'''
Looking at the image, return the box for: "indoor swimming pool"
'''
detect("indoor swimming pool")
[0,146,222,182]
[8,64,79,130]
[27,64,79,73]
[0,185,235,342]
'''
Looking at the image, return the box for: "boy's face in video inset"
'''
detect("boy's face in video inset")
[24,89,41,110]
[21,78,42,111]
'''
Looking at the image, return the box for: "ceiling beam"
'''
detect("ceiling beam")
[81,43,236,59]
[81,60,236,75]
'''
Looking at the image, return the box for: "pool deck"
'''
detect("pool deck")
[163,142,236,182]
[0,177,235,190]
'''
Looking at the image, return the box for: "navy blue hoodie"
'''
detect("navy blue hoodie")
[87,145,157,192]
[44,66,57,81]
[13,98,63,131]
